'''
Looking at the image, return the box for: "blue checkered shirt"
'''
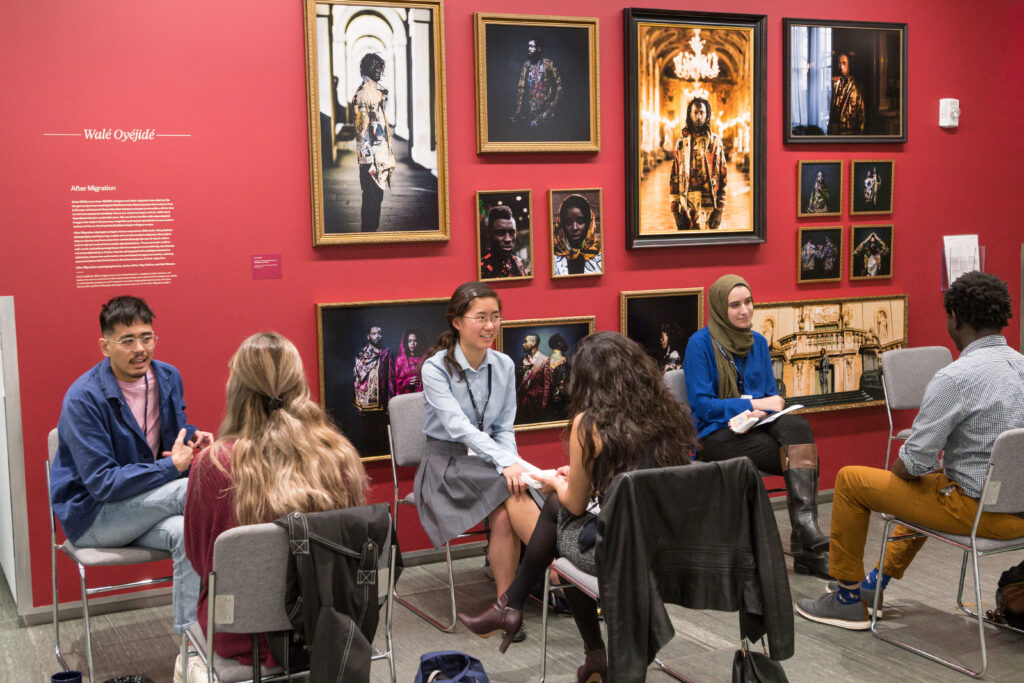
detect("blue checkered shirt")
[899,335,1024,498]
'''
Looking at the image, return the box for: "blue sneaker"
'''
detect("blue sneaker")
[827,580,883,617]
[795,591,870,630]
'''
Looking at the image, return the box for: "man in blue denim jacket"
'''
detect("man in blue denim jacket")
[49,296,213,632]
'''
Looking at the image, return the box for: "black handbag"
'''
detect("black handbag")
[731,638,789,683]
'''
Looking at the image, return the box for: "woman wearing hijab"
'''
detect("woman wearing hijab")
[683,274,831,578]
[552,194,602,276]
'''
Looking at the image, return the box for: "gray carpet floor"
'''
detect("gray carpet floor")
[7,502,1024,682]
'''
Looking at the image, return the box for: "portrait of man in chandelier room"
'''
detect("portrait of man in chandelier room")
[625,10,766,248]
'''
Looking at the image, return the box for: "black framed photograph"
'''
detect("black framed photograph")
[753,295,908,411]
[304,0,449,245]
[850,159,894,215]
[625,9,766,248]
[798,160,843,217]
[549,188,604,278]
[476,190,533,282]
[497,317,595,431]
[798,225,843,284]
[619,288,704,373]
[474,13,600,153]
[784,18,907,144]
[318,298,447,460]
[850,224,894,280]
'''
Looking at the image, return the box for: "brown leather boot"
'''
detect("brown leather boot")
[456,593,523,653]
[576,646,607,683]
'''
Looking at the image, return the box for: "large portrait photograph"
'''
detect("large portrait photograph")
[798,225,843,284]
[304,0,449,244]
[549,188,604,278]
[474,13,600,153]
[625,9,766,248]
[752,295,907,412]
[784,18,907,144]
[798,160,843,217]
[498,317,595,431]
[477,190,533,282]
[619,288,704,373]
[318,298,447,460]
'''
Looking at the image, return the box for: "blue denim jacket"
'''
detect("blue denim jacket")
[50,358,196,542]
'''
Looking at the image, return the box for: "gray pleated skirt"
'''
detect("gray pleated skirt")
[414,436,542,548]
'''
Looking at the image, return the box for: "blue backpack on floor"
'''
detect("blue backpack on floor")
[414,651,490,682]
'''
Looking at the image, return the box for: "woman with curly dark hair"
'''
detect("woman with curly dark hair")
[458,331,696,682]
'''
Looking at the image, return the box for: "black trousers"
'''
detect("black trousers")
[699,414,814,475]
[359,164,384,232]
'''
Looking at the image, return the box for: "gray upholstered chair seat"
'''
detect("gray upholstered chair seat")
[184,623,284,683]
[551,557,598,597]
[61,541,170,567]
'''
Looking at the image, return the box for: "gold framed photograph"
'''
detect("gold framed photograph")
[304,0,450,245]
[752,294,908,412]
[850,159,894,215]
[317,297,447,460]
[476,190,534,282]
[797,160,843,217]
[474,13,600,153]
[497,316,596,431]
[797,225,843,284]
[619,288,704,373]
[850,224,894,280]
[549,188,604,278]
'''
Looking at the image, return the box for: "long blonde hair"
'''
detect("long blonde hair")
[212,332,368,525]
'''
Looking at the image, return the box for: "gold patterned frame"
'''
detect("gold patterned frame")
[797,160,843,218]
[476,189,535,283]
[474,13,600,153]
[304,0,450,245]
[797,225,844,284]
[317,296,448,461]
[753,294,908,413]
[849,224,894,281]
[497,316,596,431]
[850,159,895,215]
[549,188,604,279]
[618,288,704,362]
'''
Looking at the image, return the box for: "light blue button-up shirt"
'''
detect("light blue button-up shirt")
[421,345,518,471]
[899,335,1024,498]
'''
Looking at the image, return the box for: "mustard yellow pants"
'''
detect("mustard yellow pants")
[829,466,1024,583]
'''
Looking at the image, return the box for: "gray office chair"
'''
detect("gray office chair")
[387,392,489,632]
[879,346,952,470]
[48,428,174,682]
[871,428,1024,678]
[539,557,686,682]
[180,512,397,682]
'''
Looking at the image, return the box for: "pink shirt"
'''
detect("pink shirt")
[117,368,160,457]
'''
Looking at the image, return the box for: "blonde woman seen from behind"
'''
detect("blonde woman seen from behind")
[183,332,369,669]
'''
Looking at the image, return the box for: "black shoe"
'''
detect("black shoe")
[510,625,527,643]
[784,467,830,552]
[793,549,833,580]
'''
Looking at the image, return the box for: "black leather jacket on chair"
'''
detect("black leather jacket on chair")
[596,459,794,681]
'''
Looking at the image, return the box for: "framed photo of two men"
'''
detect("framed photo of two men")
[304,0,450,245]
[498,317,595,431]
[474,13,600,153]
[784,18,908,144]
[624,9,767,249]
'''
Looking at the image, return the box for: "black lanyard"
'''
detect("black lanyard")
[466,365,492,431]
[711,338,746,395]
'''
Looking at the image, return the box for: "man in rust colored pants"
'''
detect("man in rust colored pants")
[797,271,1024,630]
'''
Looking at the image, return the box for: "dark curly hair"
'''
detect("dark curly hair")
[567,331,696,494]
[359,53,386,79]
[943,271,1012,331]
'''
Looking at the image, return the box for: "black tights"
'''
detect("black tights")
[504,495,604,652]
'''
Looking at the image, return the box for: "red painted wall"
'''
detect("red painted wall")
[2,0,1023,609]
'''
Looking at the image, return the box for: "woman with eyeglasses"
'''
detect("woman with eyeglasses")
[683,274,831,578]
[414,281,542,642]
